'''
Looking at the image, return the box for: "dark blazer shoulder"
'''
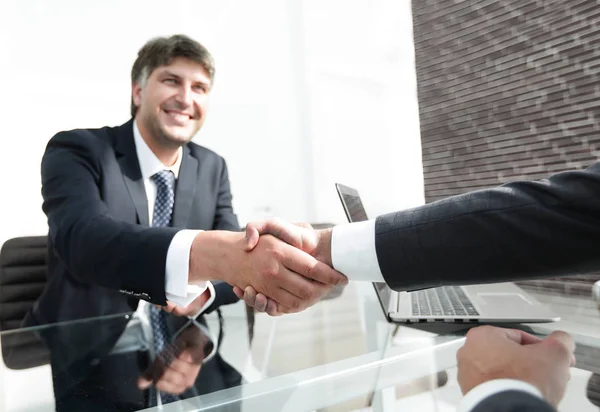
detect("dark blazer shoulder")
[186,142,225,163]
[43,121,136,182]
[47,121,131,151]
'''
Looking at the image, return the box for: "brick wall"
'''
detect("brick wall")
[413,0,600,202]
[412,0,600,288]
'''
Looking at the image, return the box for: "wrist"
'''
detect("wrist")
[315,228,333,267]
[189,231,242,284]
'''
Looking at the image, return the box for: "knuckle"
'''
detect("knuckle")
[305,261,320,280]
[266,267,280,280]
[267,217,282,230]
[546,339,571,359]
[299,287,313,301]
[289,299,301,311]
[465,326,482,340]
[262,261,280,279]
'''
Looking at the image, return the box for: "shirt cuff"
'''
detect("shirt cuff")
[457,379,543,412]
[165,229,207,306]
[331,220,384,282]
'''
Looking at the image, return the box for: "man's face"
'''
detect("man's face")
[132,57,211,148]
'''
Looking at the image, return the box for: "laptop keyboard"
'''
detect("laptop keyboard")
[411,286,479,317]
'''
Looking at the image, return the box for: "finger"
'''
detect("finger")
[546,330,575,354]
[170,356,202,387]
[244,226,260,252]
[138,357,167,389]
[294,222,314,229]
[233,286,244,299]
[242,286,257,307]
[253,292,268,312]
[162,302,176,313]
[155,368,189,395]
[281,245,347,286]
[266,299,283,316]
[502,328,543,345]
[246,218,312,250]
[170,306,194,317]
[543,330,576,365]
[270,282,313,313]
[168,357,198,378]
[153,355,200,394]
[271,265,330,309]
[137,376,153,390]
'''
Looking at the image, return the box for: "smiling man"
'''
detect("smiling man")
[29,34,345,411]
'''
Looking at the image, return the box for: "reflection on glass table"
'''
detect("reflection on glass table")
[2,280,600,411]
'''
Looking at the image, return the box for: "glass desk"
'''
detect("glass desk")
[2,280,600,412]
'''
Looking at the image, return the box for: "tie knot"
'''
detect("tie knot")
[151,170,175,189]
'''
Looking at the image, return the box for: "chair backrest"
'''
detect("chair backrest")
[0,236,50,369]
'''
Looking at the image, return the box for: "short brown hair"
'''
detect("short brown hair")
[130,34,215,117]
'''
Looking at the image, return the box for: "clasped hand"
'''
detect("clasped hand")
[163,218,345,318]
[137,323,211,395]
[234,218,340,316]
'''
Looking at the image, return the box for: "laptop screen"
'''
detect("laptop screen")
[335,183,394,310]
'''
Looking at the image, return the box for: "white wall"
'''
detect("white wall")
[0,0,312,246]
[302,0,425,223]
[0,0,423,246]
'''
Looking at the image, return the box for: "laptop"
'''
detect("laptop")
[335,183,560,324]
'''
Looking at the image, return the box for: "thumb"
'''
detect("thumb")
[232,286,244,299]
[502,328,543,345]
[244,226,260,252]
[137,375,152,390]
[543,330,576,366]
[294,222,314,230]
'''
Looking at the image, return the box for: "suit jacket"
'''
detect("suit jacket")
[471,390,555,412]
[26,118,242,410]
[375,162,600,290]
[33,118,239,323]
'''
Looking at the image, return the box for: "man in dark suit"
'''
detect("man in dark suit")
[243,162,600,298]
[236,162,600,409]
[25,34,346,410]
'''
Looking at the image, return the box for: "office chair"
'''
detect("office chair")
[0,235,50,369]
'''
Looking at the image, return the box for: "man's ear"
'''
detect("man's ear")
[132,82,143,108]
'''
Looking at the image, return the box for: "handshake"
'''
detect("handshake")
[183,218,347,316]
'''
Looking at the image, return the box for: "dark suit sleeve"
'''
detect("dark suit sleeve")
[376,162,600,291]
[470,390,555,412]
[41,131,178,305]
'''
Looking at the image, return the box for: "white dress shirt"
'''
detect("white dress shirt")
[331,220,545,411]
[132,121,206,307]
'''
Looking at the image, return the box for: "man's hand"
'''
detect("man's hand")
[189,230,346,314]
[137,324,210,395]
[457,325,576,407]
[233,218,341,315]
[244,218,333,266]
[158,288,212,317]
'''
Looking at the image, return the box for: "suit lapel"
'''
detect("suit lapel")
[114,119,150,226]
[172,145,198,228]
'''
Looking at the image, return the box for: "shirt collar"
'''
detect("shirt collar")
[132,119,183,180]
